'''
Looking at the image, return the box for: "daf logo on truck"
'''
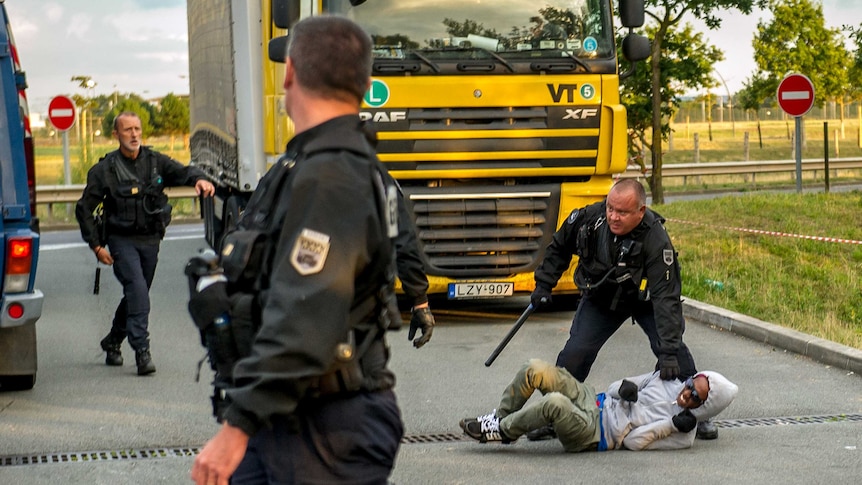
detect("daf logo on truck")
[359,111,407,123]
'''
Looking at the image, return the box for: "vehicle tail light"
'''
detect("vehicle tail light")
[6,237,33,293]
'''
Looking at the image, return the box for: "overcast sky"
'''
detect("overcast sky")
[7,0,862,115]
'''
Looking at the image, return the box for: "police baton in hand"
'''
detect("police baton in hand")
[93,265,101,295]
[484,303,534,367]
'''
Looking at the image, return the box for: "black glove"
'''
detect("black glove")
[658,354,680,381]
[530,285,552,310]
[618,379,639,402]
[408,306,435,348]
[672,409,697,433]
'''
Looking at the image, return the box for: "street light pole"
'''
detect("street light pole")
[715,70,735,138]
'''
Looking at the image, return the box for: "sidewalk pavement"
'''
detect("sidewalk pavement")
[683,298,862,374]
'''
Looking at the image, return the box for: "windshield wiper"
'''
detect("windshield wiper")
[475,48,514,72]
[411,51,440,73]
[563,52,591,73]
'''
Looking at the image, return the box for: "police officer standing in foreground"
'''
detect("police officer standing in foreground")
[530,178,717,440]
[192,16,405,484]
[76,112,214,376]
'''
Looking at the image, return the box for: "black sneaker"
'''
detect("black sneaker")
[696,418,718,440]
[526,424,557,441]
[100,335,123,366]
[459,410,513,444]
[135,348,156,376]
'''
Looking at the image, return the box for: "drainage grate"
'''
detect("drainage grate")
[715,413,862,429]
[1,413,859,467]
[402,432,466,444]
[0,447,200,467]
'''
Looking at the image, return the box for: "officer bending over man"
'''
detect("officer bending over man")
[530,178,717,439]
[460,359,738,451]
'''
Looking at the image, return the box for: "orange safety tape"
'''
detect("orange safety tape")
[666,218,862,245]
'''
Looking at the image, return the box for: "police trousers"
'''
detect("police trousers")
[230,389,403,485]
[497,359,601,453]
[555,295,697,382]
[107,235,160,351]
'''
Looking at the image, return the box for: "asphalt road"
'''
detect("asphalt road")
[0,225,859,484]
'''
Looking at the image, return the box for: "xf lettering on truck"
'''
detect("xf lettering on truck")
[359,111,407,123]
[563,108,598,120]
[547,83,578,103]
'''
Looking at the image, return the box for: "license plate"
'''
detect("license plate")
[448,282,514,299]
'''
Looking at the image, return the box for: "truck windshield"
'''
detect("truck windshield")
[322,0,614,64]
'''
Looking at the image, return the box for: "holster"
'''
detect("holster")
[220,229,269,289]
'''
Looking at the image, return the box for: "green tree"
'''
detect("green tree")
[848,26,862,102]
[441,18,503,39]
[154,93,189,150]
[736,72,773,148]
[752,0,851,116]
[642,0,766,204]
[622,22,723,173]
[372,34,419,49]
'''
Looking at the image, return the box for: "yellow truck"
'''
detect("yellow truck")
[187,0,648,300]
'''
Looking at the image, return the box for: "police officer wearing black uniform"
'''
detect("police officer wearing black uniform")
[530,178,717,440]
[192,16,406,485]
[76,111,214,376]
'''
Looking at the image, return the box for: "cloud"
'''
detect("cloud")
[103,9,188,43]
[131,0,184,9]
[66,14,93,40]
[45,3,64,23]
[137,52,189,64]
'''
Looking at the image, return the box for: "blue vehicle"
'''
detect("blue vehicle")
[0,0,43,391]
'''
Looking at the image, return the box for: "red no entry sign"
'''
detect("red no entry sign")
[48,95,76,131]
[777,74,815,117]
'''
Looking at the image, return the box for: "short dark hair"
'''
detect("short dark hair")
[612,178,647,207]
[113,111,140,131]
[287,15,372,104]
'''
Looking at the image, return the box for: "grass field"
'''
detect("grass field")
[657,191,862,350]
[663,119,862,163]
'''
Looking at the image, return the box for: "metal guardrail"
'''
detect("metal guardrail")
[616,157,862,178]
[36,185,199,219]
[35,158,862,212]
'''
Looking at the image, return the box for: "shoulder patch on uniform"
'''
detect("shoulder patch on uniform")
[663,249,674,266]
[290,228,330,275]
[567,209,580,224]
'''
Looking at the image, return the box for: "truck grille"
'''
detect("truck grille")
[404,185,560,277]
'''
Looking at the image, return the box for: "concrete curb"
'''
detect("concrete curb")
[683,297,862,374]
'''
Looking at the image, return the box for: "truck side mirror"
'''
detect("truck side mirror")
[620,0,645,28]
[619,33,651,80]
[622,33,650,62]
[272,0,299,29]
[269,36,289,63]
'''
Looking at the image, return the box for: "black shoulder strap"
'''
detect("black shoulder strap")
[106,151,139,184]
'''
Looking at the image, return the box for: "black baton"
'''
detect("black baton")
[484,303,534,367]
[93,266,101,295]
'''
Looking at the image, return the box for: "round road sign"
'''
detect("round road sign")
[48,95,77,131]
[777,74,815,117]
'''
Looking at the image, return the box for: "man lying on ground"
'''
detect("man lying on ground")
[460,359,737,451]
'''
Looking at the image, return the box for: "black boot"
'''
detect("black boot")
[100,334,123,366]
[135,348,156,376]
[696,418,718,440]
